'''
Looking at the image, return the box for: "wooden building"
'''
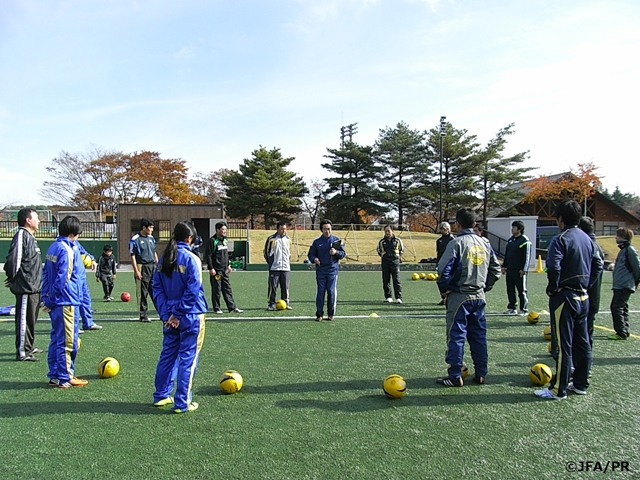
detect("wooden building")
[116,204,225,265]
[500,173,640,236]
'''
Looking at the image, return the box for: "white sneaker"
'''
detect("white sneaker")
[503,309,517,315]
[534,387,566,400]
[214,309,223,314]
[385,298,393,303]
[396,298,402,304]
[519,310,528,316]
[567,382,587,395]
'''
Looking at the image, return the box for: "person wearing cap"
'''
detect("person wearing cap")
[436,222,455,305]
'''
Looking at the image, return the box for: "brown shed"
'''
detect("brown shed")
[116,204,225,265]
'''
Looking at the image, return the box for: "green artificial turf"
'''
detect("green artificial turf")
[0,270,639,479]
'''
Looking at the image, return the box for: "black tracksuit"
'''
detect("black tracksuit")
[204,234,237,312]
[4,227,43,359]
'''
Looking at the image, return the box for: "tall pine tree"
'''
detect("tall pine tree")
[322,142,387,225]
[374,122,431,227]
[223,147,307,229]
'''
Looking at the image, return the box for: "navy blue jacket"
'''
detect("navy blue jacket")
[546,226,603,296]
[308,234,345,275]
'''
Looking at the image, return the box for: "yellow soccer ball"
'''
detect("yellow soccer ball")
[419,272,426,279]
[275,299,287,311]
[527,311,540,324]
[543,325,552,340]
[426,273,436,281]
[81,254,93,268]
[220,370,243,394]
[411,273,420,281]
[461,362,469,379]
[529,363,552,386]
[98,357,120,378]
[383,374,407,399]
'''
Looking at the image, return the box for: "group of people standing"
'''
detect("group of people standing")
[5,205,638,408]
[5,210,105,368]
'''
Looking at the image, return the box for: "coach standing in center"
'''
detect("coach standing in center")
[308,219,345,322]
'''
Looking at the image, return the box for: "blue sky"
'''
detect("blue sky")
[1,0,638,207]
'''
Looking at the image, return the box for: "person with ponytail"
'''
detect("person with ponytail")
[151,222,208,413]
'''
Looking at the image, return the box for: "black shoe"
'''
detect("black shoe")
[472,375,485,385]
[436,377,463,387]
[17,355,39,362]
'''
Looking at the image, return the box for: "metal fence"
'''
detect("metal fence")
[0,221,117,240]
[0,220,248,240]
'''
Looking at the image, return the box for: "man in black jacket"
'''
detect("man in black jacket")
[4,208,43,362]
[204,222,242,314]
[501,220,531,315]
[377,225,404,303]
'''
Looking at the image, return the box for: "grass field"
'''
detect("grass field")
[1,269,639,479]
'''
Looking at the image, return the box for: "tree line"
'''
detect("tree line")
[33,120,635,231]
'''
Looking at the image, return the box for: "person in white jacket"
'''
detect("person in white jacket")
[263,222,292,310]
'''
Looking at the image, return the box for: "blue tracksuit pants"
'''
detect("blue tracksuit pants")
[548,290,592,396]
[153,314,205,411]
[47,305,80,382]
[315,271,338,317]
[80,277,96,329]
[445,292,488,379]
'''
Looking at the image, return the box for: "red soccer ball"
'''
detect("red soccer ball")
[121,292,131,302]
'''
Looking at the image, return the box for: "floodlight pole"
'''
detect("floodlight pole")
[339,123,358,197]
[439,116,446,224]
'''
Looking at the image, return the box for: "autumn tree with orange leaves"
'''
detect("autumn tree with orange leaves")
[39,147,206,212]
[522,162,602,206]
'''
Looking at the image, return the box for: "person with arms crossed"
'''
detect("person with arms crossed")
[4,208,43,362]
[436,208,501,387]
[535,200,603,400]
[204,222,242,314]
[377,225,404,304]
[41,216,89,388]
[608,227,640,341]
[152,222,208,413]
[129,218,158,322]
[501,220,531,315]
[264,221,293,310]
[308,219,346,322]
